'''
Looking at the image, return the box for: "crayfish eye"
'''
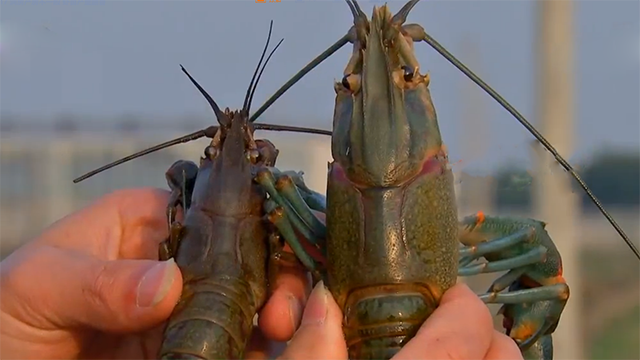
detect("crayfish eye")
[340,74,361,94]
[204,145,218,160]
[402,65,415,82]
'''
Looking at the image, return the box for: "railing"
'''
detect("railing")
[0,132,332,254]
[2,132,638,359]
[3,132,638,252]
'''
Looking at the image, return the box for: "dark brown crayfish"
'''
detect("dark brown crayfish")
[72,22,330,360]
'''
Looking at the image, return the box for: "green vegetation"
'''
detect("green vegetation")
[588,305,640,360]
[579,248,639,359]
[578,150,640,208]
[494,164,533,210]
[492,150,640,209]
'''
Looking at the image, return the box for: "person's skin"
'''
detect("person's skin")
[0,188,523,360]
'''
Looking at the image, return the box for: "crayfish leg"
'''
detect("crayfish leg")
[458,228,534,261]
[283,170,327,213]
[274,174,326,238]
[256,169,326,246]
[158,242,171,261]
[501,301,561,360]
[266,232,318,296]
[486,268,527,294]
[458,246,547,276]
[521,335,553,360]
[165,190,180,231]
[486,280,568,359]
[159,160,198,261]
[164,160,199,225]
[265,200,322,274]
[158,221,185,261]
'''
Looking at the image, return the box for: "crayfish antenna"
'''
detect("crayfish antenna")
[71,123,329,184]
[240,20,285,117]
[72,126,217,183]
[247,37,284,116]
[180,65,229,128]
[249,34,350,123]
[417,29,639,260]
[253,123,331,136]
[243,20,275,114]
[391,0,420,25]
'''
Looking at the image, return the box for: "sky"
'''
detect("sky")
[1,0,639,172]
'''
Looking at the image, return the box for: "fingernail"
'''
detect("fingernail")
[136,258,177,307]
[300,280,328,326]
[288,293,303,330]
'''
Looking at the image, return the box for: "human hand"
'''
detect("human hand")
[0,188,310,359]
[275,282,523,360]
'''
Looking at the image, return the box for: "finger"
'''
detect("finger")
[244,326,288,360]
[112,323,167,359]
[258,212,324,341]
[279,281,348,360]
[37,188,170,260]
[1,245,182,332]
[485,331,523,360]
[393,283,495,360]
[257,265,311,341]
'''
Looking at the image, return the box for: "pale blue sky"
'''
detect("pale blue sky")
[1,0,638,171]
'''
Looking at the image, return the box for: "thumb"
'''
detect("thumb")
[280,281,348,360]
[1,245,183,333]
[392,283,495,360]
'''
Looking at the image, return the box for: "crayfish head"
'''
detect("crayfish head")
[333,0,445,188]
[180,65,259,165]
[214,109,261,165]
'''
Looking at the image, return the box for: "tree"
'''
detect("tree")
[577,150,640,208]
[494,163,533,210]
[492,150,639,210]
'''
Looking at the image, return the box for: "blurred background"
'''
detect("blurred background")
[1,0,638,359]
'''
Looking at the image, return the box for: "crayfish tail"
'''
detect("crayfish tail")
[343,284,439,360]
[159,277,259,360]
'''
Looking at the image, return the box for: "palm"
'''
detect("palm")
[76,325,164,359]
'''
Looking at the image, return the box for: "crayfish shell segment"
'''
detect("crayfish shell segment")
[342,284,441,359]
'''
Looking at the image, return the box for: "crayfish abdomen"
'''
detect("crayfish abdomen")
[343,285,437,359]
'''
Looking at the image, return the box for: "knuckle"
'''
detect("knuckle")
[84,263,115,309]
[443,345,466,360]
[449,286,493,329]
[102,188,138,207]
[0,256,27,296]
[0,245,47,294]
[81,261,132,327]
[102,187,167,207]
[100,188,132,205]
